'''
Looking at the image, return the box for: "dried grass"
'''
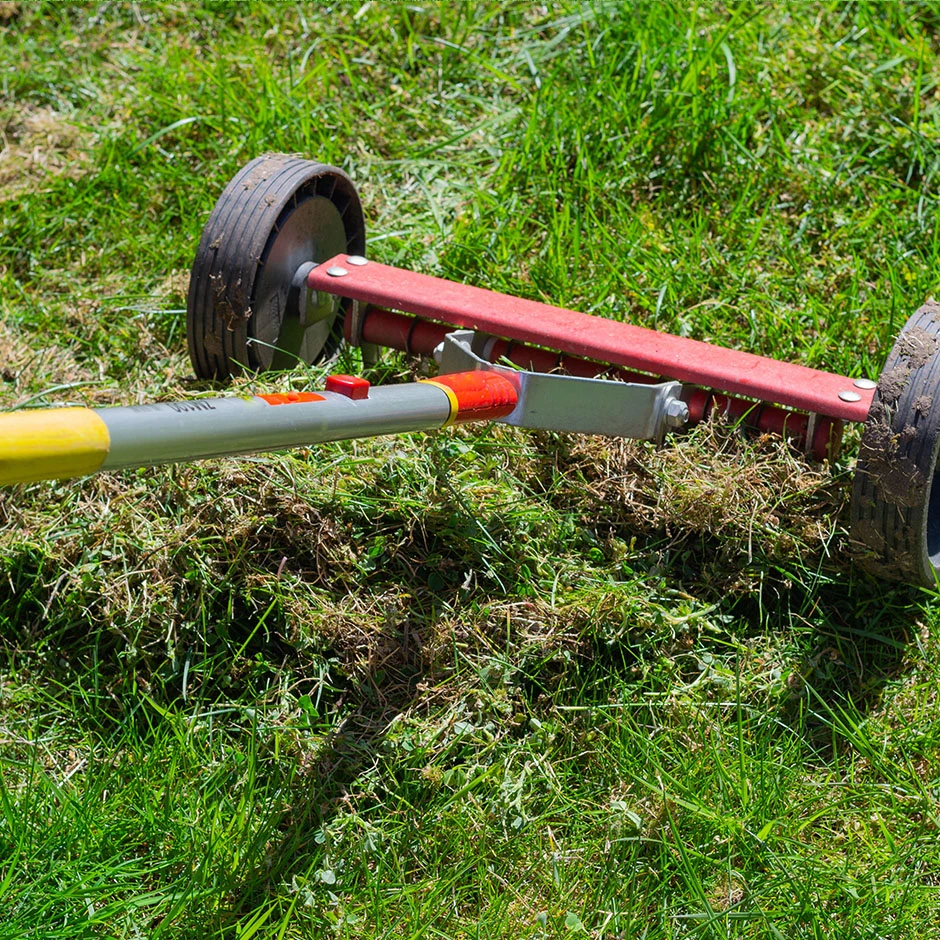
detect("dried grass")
[0,318,99,406]
[0,106,92,199]
[564,417,844,556]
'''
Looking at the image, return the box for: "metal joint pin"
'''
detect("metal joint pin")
[346,255,368,266]
[326,266,348,278]
[853,378,877,390]
[839,390,862,403]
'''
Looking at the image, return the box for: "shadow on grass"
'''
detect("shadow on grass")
[578,531,923,761]
[741,573,923,759]
[0,484,924,719]
[0,493,931,927]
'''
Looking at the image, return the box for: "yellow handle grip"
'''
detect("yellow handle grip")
[0,408,110,484]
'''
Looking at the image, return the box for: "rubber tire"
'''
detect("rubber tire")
[187,153,365,379]
[851,301,940,586]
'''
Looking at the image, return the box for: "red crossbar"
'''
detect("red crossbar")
[308,257,874,422]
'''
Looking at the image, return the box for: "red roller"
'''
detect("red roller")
[355,305,842,460]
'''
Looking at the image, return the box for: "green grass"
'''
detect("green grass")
[3,1,940,937]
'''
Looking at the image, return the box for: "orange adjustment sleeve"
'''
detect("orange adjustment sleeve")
[420,371,518,426]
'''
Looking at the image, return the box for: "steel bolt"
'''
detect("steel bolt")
[326,266,348,278]
[853,378,877,390]
[839,390,862,402]
[664,399,690,428]
[347,255,368,266]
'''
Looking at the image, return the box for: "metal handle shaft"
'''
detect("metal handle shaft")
[0,371,518,485]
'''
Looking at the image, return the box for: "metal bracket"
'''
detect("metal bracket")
[436,330,688,442]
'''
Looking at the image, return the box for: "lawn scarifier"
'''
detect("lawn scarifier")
[1,154,937,585]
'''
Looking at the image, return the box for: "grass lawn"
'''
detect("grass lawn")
[3,1,940,937]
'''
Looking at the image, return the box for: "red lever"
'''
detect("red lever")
[325,374,370,400]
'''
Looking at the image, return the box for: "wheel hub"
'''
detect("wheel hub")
[252,194,348,371]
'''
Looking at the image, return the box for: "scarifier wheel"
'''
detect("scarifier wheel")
[187,153,365,379]
[851,302,940,586]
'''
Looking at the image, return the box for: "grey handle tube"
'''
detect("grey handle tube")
[98,384,452,470]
